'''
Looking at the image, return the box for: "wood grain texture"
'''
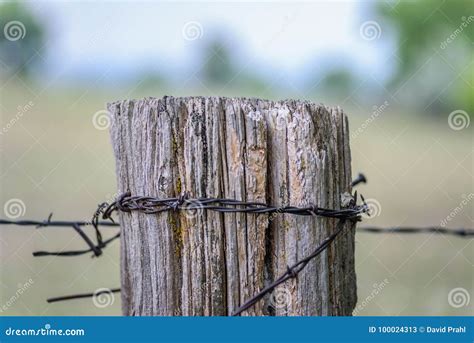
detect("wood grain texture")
[108,96,357,316]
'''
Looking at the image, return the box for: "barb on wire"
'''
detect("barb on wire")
[34,222,474,307]
[232,219,349,316]
[0,214,120,257]
[33,230,121,257]
[351,173,367,187]
[0,169,473,315]
[41,219,351,314]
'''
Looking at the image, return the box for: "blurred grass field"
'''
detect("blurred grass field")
[0,81,472,316]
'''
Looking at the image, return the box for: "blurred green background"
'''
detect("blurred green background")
[0,1,472,316]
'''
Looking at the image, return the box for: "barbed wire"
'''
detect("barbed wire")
[357,226,474,236]
[47,288,121,304]
[100,191,367,221]
[232,219,349,316]
[2,216,471,260]
[1,172,473,315]
[39,223,473,308]
[2,218,472,237]
[0,216,120,257]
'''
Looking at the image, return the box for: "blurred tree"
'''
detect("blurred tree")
[319,69,356,99]
[201,39,234,85]
[199,36,270,97]
[376,0,473,114]
[305,57,360,105]
[0,2,45,77]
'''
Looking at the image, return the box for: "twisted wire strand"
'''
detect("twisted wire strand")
[101,191,367,221]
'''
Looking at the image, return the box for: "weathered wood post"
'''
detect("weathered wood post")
[108,96,356,316]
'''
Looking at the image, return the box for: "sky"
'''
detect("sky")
[29,1,395,86]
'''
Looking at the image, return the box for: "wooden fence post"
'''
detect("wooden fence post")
[107,96,357,316]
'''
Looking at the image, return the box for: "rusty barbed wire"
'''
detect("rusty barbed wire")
[1,172,473,315]
[100,191,367,221]
[232,219,349,316]
[3,217,473,307]
[0,215,120,257]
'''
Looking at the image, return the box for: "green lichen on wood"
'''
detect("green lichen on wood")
[176,177,182,194]
[168,214,183,256]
